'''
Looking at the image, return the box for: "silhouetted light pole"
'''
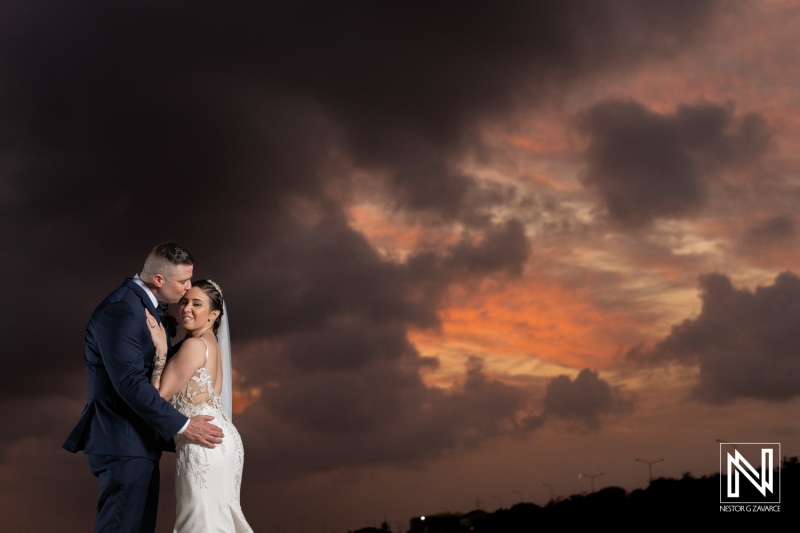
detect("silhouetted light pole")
[491,495,503,509]
[543,483,554,503]
[635,457,664,484]
[578,472,603,493]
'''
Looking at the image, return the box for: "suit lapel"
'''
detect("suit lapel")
[124,278,174,359]
[124,278,174,352]
[123,278,160,321]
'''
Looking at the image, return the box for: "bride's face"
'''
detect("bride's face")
[179,286,219,333]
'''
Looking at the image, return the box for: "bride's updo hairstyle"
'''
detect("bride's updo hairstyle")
[192,279,224,335]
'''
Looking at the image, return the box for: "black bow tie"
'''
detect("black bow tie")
[157,303,177,338]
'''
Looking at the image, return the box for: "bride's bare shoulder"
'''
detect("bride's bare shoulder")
[176,337,208,363]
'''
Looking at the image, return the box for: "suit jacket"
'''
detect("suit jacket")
[64,279,188,459]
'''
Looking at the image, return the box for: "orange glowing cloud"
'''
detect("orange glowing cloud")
[232,368,262,414]
[410,271,662,385]
[346,203,458,260]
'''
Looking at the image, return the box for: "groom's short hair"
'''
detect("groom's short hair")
[141,242,194,280]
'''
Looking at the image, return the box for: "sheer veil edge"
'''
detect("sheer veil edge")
[217,302,233,420]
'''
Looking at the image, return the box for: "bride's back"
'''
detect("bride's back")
[182,334,224,405]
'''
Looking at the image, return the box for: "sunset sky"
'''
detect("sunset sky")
[2,1,800,531]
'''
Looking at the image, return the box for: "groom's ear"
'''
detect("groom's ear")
[152,274,165,287]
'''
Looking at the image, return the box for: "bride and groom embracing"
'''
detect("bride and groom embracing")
[64,243,253,532]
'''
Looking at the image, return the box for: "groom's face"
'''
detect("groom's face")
[160,264,194,304]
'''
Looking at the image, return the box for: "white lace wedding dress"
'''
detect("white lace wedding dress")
[171,338,252,532]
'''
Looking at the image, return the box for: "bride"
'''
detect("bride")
[145,279,253,532]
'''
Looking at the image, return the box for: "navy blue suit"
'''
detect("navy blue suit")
[64,279,188,532]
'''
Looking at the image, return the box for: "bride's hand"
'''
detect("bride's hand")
[145,309,168,354]
[145,309,168,388]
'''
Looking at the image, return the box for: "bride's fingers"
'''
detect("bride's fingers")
[144,309,157,329]
[144,309,168,335]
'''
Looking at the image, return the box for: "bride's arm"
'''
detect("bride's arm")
[145,309,168,390]
[157,338,207,401]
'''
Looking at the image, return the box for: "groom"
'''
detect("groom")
[64,243,224,533]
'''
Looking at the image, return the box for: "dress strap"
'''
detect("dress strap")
[197,336,209,364]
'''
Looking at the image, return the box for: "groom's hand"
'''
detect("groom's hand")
[184,415,224,448]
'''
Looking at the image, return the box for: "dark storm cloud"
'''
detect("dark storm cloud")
[0,0,723,470]
[239,355,530,476]
[258,1,722,220]
[523,369,633,431]
[630,272,800,403]
[0,0,724,240]
[445,220,529,277]
[577,100,771,227]
[225,215,530,343]
[280,319,417,374]
[743,215,796,247]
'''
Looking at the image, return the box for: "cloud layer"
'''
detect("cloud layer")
[578,100,771,227]
[632,271,800,403]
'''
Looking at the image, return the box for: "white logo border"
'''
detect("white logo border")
[719,442,781,504]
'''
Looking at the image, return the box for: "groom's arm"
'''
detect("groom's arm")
[97,300,188,439]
